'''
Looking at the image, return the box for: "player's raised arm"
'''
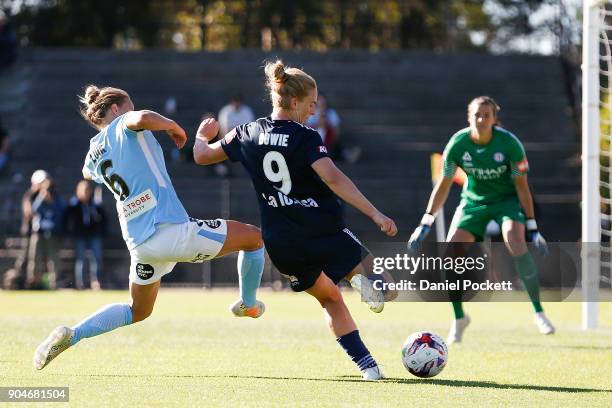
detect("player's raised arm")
[311,157,397,236]
[193,117,229,165]
[33,84,267,372]
[123,110,187,148]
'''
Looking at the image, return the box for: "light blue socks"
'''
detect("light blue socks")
[238,247,265,307]
[70,303,133,346]
[67,249,264,346]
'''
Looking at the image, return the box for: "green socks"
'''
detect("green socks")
[513,252,543,313]
[451,301,465,319]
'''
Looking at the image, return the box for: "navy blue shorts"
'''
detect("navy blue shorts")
[265,228,369,292]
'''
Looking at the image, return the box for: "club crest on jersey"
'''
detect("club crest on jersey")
[136,263,154,280]
[493,152,505,162]
[462,152,472,162]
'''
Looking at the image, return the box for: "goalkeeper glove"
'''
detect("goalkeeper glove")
[408,213,435,253]
[526,218,548,256]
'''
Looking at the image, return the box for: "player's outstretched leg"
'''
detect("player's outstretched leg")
[33,326,74,370]
[217,221,265,318]
[33,281,158,370]
[307,272,383,380]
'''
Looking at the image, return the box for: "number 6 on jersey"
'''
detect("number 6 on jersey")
[263,151,292,194]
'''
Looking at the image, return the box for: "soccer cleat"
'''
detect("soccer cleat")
[361,365,384,381]
[447,315,470,345]
[534,312,555,335]
[349,274,384,313]
[229,299,265,318]
[33,326,74,370]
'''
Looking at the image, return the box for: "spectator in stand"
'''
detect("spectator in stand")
[2,169,48,289]
[26,176,65,290]
[306,93,361,163]
[0,117,10,174]
[215,95,255,177]
[65,180,107,290]
[218,94,255,136]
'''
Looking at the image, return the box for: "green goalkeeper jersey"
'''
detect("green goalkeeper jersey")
[442,126,529,204]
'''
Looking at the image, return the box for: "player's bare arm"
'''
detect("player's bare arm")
[425,176,454,215]
[408,176,454,252]
[193,118,229,165]
[123,110,187,148]
[311,157,397,236]
[513,175,535,219]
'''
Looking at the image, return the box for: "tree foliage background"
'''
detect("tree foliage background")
[1,0,580,54]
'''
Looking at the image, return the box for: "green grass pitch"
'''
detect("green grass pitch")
[1,289,611,407]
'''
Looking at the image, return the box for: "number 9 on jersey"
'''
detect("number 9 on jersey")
[263,151,292,195]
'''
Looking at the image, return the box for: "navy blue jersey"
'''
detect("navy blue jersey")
[221,117,345,240]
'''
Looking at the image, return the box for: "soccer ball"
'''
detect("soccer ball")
[401,331,448,378]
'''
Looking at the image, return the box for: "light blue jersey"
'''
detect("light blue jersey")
[83,113,188,249]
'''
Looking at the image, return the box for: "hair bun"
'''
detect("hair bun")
[265,60,287,84]
[84,85,100,106]
[274,65,287,83]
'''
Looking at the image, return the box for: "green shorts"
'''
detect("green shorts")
[449,199,525,241]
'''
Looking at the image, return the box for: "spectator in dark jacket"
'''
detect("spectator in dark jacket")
[26,177,65,289]
[65,180,107,289]
[2,169,48,289]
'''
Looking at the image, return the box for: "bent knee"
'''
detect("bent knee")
[244,224,264,251]
[507,243,528,257]
[319,288,344,308]
[131,305,154,323]
[504,235,527,255]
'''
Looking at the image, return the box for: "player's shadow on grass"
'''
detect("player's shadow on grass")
[339,376,610,393]
[80,374,610,393]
